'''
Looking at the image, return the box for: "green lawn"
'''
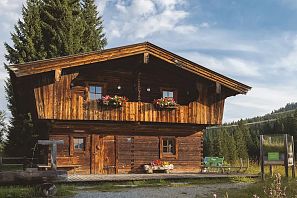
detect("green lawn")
[0,184,76,198]
[216,176,297,198]
[0,164,24,172]
[0,163,296,198]
[0,178,245,198]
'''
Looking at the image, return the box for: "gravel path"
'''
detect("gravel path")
[74,183,250,198]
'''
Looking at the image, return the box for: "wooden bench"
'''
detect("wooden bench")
[37,164,81,170]
[38,156,81,173]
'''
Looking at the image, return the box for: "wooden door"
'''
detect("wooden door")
[103,136,116,174]
[91,134,104,174]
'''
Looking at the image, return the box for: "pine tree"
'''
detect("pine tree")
[226,132,238,162]
[81,0,107,51]
[4,0,107,157]
[0,111,6,144]
[4,0,42,157]
[203,132,211,157]
[5,0,45,64]
[233,125,249,160]
[220,129,230,160]
[40,0,85,57]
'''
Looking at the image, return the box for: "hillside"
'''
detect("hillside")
[204,102,297,161]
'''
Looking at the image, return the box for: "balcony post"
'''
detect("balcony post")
[137,72,141,102]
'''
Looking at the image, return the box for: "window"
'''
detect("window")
[74,138,85,151]
[162,90,174,98]
[160,137,177,159]
[162,138,175,154]
[89,85,102,100]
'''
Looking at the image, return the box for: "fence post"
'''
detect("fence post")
[23,156,27,170]
[260,135,265,180]
[292,135,295,178]
[284,134,289,177]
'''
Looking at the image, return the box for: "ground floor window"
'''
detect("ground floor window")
[160,137,177,158]
[74,137,85,151]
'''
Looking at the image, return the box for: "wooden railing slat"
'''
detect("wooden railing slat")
[82,101,223,125]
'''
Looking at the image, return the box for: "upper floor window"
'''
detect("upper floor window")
[89,85,102,100]
[162,90,174,98]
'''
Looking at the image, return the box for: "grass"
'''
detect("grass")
[0,184,76,198]
[245,161,296,178]
[0,177,251,197]
[0,186,36,198]
[216,177,297,198]
[2,163,296,198]
[0,164,24,171]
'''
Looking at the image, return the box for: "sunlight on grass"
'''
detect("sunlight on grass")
[217,174,297,198]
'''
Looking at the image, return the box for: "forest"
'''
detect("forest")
[204,102,297,162]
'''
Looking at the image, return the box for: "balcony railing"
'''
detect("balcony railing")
[83,101,223,125]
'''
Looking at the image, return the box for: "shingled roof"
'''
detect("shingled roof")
[9,42,251,94]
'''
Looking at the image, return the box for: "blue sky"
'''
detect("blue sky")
[1,0,297,122]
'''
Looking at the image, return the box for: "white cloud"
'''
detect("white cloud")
[105,0,196,39]
[278,36,297,71]
[0,0,23,27]
[224,85,297,122]
[96,0,109,14]
[200,22,210,28]
[180,52,261,78]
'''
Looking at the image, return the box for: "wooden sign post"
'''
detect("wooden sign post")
[38,140,64,170]
[260,134,295,180]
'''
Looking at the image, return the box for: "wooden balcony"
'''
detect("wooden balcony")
[83,101,224,125]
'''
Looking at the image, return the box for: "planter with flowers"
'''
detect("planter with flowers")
[100,95,128,108]
[143,159,174,174]
[153,97,178,109]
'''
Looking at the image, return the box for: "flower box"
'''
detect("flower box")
[153,97,178,109]
[143,160,174,174]
[100,95,128,108]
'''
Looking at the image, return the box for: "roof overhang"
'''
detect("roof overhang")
[9,42,251,94]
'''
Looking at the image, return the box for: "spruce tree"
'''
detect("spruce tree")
[82,0,107,51]
[225,132,238,162]
[233,126,249,160]
[4,0,42,157]
[4,0,107,157]
[40,0,85,57]
[5,0,45,64]
[220,129,230,160]
[0,111,6,144]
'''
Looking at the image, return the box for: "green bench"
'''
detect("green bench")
[202,157,225,173]
[202,157,249,173]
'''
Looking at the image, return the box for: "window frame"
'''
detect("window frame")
[86,82,106,102]
[159,136,178,159]
[160,87,178,102]
[73,137,86,152]
[88,84,103,101]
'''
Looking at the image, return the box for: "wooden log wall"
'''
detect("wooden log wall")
[49,134,91,174]
[33,59,225,125]
[116,132,203,173]
[48,132,203,174]
[34,76,224,125]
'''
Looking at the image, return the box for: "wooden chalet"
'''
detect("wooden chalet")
[9,42,251,174]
